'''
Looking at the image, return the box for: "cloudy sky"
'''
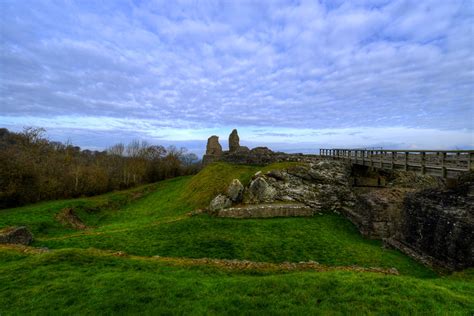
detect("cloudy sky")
[1,0,473,155]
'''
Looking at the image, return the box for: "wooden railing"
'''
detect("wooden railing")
[320,149,474,179]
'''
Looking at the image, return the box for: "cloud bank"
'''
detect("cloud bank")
[1,0,473,152]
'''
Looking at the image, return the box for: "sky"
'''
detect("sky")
[1,0,473,156]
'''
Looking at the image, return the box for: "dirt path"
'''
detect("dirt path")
[0,244,400,275]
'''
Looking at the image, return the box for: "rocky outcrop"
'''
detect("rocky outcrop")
[216,203,315,218]
[0,226,34,245]
[245,176,277,203]
[229,129,240,153]
[243,161,354,212]
[207,160,354,218]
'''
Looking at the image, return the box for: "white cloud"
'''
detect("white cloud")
[0,0,472,151]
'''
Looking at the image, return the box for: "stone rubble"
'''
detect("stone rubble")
[207,159,354,218]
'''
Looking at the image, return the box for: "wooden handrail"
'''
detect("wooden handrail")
[319,148,474,178]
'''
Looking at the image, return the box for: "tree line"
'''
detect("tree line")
[0,127,201,209]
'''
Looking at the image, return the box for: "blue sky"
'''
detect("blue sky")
[1,0,473,156]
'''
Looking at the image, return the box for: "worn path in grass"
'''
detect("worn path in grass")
[0,244,401,275]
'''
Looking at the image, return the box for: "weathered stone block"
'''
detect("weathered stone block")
[216,203,315,218]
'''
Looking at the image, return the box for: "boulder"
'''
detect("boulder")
[246,176,277,203]
[227,179,244,203]
[229,129,240,153]
[0,226,34,245]
[209,194,232,213]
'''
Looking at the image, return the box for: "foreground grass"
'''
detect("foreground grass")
[1,162,473,314]
[0,248,473,315]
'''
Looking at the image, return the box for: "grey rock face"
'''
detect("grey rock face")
[347,188,411,239]
[208,194,232,213]
[229,129,240,153]
[227,179,244,203]
[0,226,34,245]
[247,177,277,203]
[241,160,354,211]
[393,183,474,270]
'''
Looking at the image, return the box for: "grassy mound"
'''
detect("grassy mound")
[181,161,301,208]
[1,162,473,314]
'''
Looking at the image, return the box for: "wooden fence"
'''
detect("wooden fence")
[320,149,474,179]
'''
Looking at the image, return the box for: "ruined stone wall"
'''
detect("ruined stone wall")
[344,187,411,239]
[387,179,474,270]
[202,129,322,166]
[346,168,473,270]
[201,129,474,270]
[216,203,315,218]
[342,165,444,239]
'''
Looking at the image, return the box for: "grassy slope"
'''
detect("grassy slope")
[1,162,473,314]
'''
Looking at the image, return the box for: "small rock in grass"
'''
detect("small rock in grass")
[0,226,34,245]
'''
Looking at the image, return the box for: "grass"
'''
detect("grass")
[0,248,473,315]
[1,161,473,314]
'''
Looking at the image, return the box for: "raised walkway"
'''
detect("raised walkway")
[320,148,474,179]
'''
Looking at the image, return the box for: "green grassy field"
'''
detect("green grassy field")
[1,162,473,314]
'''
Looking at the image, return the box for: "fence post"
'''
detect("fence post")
[404,152,408,171]
[421,152,426,174]
[441,152,447,178]
[469,152,474,171]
